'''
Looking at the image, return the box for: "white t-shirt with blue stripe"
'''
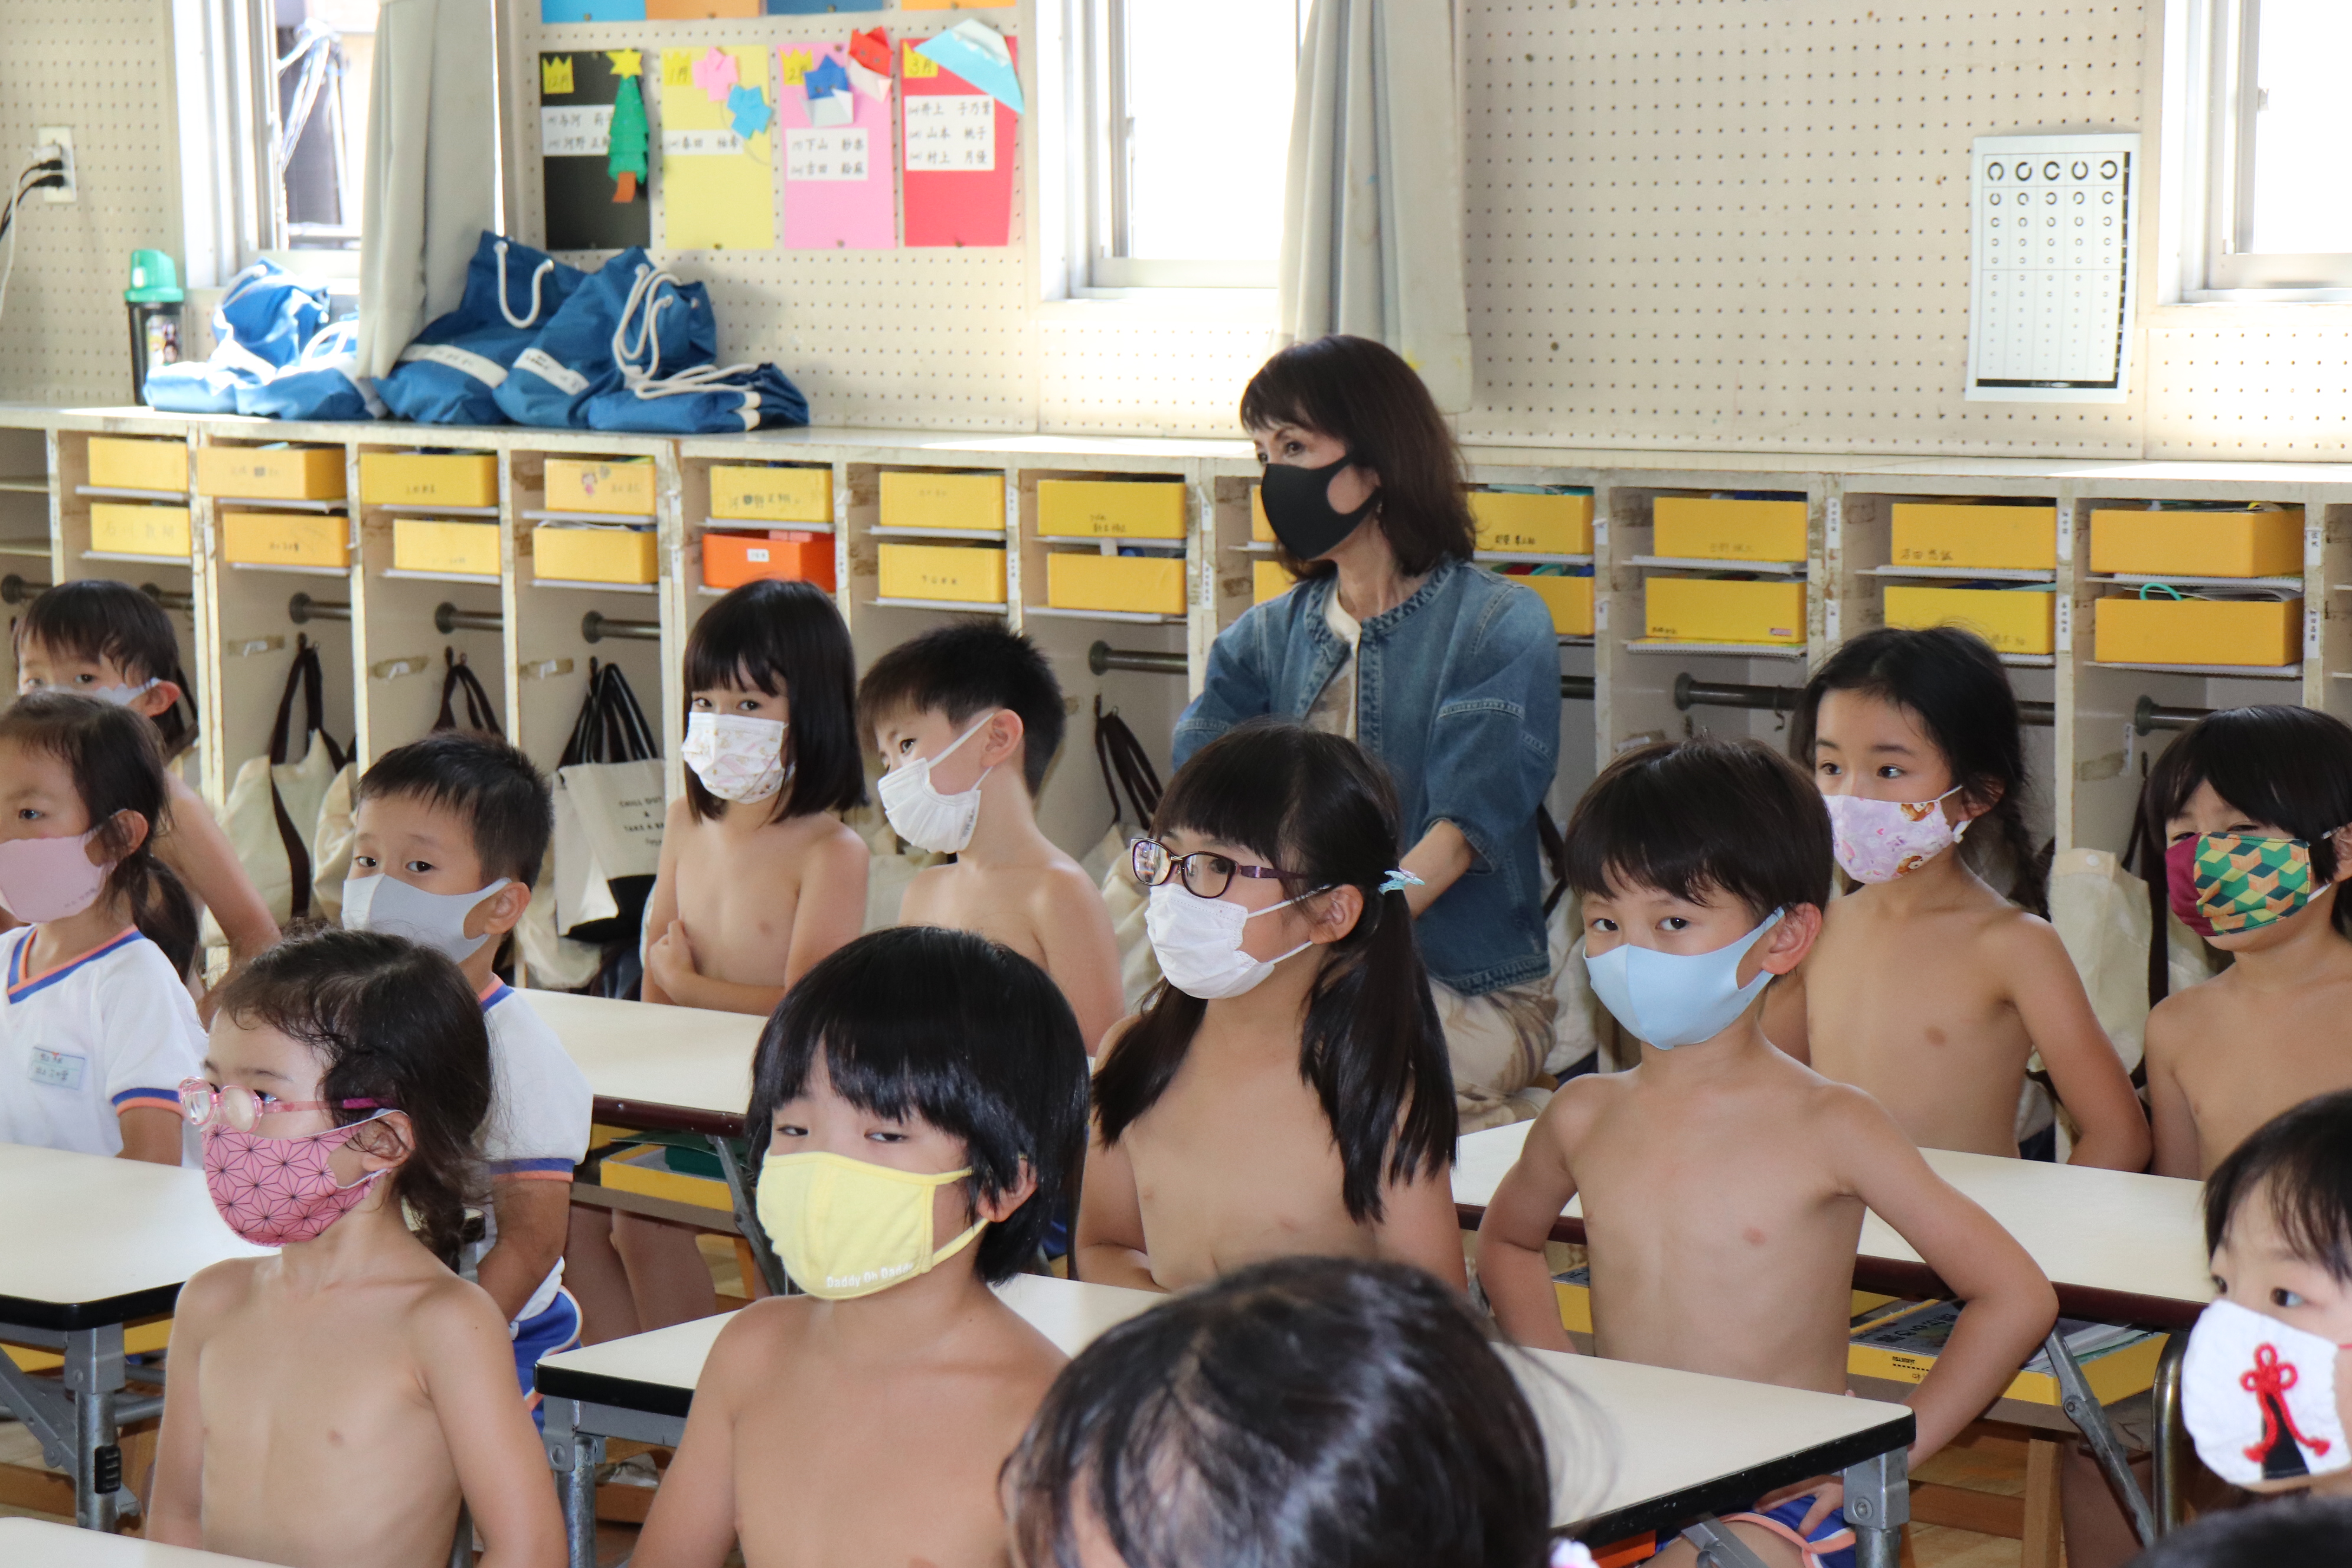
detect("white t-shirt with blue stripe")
[0,926,204,1158]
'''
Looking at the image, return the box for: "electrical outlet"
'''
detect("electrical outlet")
[35,128,75,203]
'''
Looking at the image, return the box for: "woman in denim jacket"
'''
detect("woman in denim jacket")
[1174,335,1563,1129]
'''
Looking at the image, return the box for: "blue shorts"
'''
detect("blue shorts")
[511,1288,583,1429]
[1723,1494,1854,1568]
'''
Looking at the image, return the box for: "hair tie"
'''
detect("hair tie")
[1377,868,1424,895]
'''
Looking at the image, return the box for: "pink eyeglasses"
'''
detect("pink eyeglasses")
[178,1078,384,1134]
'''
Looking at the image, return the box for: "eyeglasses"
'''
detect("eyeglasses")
[178,1078,384,1133]
[1131,838,1295,900]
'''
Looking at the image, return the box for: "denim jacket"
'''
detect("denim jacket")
[1173,558,1560,995]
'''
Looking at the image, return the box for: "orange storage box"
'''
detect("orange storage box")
[703,531,835,592]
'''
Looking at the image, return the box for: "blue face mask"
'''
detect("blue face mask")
[1583,910,1784,1050]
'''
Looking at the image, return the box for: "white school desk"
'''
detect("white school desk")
[0,1144,269,1533]
[533,1273,1915,1568]
[1452,1120,2211,1543]
[0,1518,278,1566]
[521,989,761,1140]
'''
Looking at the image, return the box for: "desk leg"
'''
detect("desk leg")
[63,1324,125,1532]
[2046,1327,2156,1547]
[713,1135,790,1298]
[542,1396,605,1568]
[2150,1331,2188,1535]
[1843,1446,1910,1568]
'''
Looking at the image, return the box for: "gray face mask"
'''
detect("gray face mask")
[341,874,511,962]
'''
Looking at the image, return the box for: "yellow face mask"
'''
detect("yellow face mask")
[753,1150,987,1300]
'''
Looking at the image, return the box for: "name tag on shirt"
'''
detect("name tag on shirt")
[29,1048,86,1091]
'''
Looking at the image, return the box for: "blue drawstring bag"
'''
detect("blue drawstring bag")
[143,260,331,413]
[584,362,809,433]
[233,317,386,422]
[492,249,713,429]
[377,234,587,426]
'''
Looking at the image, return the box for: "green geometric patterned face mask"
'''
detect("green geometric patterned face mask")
[2191,833,2319,935]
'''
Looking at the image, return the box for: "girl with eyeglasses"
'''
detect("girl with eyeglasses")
[1077,718,1462,1294]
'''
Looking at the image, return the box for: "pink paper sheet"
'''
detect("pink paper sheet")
[777,42,897,251]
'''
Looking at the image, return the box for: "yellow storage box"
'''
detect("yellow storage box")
[878,542,1007,605]
[1471,491,1594,556]
[223,511,349,570]
[710,464,832,524]
[1553,1268,1913,1342]
[89,503,191,559]
[195,445,345,501]
[881,471,1004,533]
[1250,486,1273,544]
[1850,1303,2168,1410]
[393,519,502,577]
[2089,508,2304,579]
[1883,586,2054,656]
[534,526,658,585]
[599,1143,733,1213]
[1653,497,1808,563]
[1253,559,1292,603]
[1518,574,1595,636]
[545,457,655,516]
[1645,577,1806,645]
[1889,503,2057,572]
[86,437,187,494]
[2095,595,2301,667]
[1038,479,1186,541]
[360,452,497,508]
[1045,552,1186,615]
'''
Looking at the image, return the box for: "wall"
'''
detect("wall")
[9,0,2352,458]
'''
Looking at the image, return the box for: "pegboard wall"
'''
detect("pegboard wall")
[0,0,184,409]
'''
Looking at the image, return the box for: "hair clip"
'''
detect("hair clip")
[1377,868,1425,894]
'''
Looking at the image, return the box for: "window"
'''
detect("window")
[1075,0,1305,290]
[272,0,378,249]
[2181,0,2352,296]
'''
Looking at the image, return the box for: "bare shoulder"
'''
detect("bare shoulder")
[1975,903,2070,964]
[792,813,870,871]
[164,769,208,812]
[410,1269,518,1341]
[1030,855,1106,906]
[175,1255,263,1327]
[1095,1012,1142,1066]
[2145,971,2230,1062]
[705,1295,810,1373]
[1527,1069,1622,1159]
[664,795,701,833]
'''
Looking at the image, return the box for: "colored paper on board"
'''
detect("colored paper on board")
[646,0,759,16]
[541,50,650,251]
[659,46,776,251]
[900,0,1000,9]
[692,47,740,103]
[542,0,645,22]
[778,40,896,251]
[900,35,1016,247]
[912,19,1021,113]
[848,27,891,75]
[765,0,881,11]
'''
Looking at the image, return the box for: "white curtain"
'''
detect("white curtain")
[1276,0,1473,413]
[355,0,499,379]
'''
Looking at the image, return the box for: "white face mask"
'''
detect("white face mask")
[341,874,512,963]
[1823,786,1969,884]
[2183,1296,2352,1489]
[682,711,789,803]
[1145,881,1319,1000]
[1583,910,1783,1050]
[21,677,158,708]
[877,716,993,854]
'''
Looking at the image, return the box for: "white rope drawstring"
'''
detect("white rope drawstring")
[606,264,756,398]
[493,241,554,328]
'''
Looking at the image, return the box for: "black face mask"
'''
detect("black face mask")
[1259,454,1378,561]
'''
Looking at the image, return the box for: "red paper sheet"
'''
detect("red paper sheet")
[900,37,1017,248]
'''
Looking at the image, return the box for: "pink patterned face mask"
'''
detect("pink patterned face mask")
[202,1114,394,1246]
[1823,786,1969,883]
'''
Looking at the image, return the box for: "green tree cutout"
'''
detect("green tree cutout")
[608,77,648,202]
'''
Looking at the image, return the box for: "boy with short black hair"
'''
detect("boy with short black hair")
[348,730,593,1411]
[1479,736,2057,1568]
[629,926,1094,1568]
[858,623,1123,1053]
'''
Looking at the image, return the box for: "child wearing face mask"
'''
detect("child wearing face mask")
[0,691,202,1164]
[148,927,566,1568]
[627,925,1089,1568]
[2179,1090,2352,1512]
[643,577,868,1012]
[344,732,593,1412]
[1076,720,1464,1294]
[2139,705,2352,1180]
[1479,736,2057,1568]
[857,623,1123,1054]
[18,580,277,986]
[1763,625,2150,1171]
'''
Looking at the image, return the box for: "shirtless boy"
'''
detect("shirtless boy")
[2142,705,2352,1178]
[1479,737,2056,1568]
[629,927,1090,1568]
[859,623,1123,1054]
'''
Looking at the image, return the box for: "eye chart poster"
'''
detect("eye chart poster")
[1966,133,2140,403]
[900,36,1017,248]
[779,42,897,250]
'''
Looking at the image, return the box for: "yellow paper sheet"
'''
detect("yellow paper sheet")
[659,45,776,251]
